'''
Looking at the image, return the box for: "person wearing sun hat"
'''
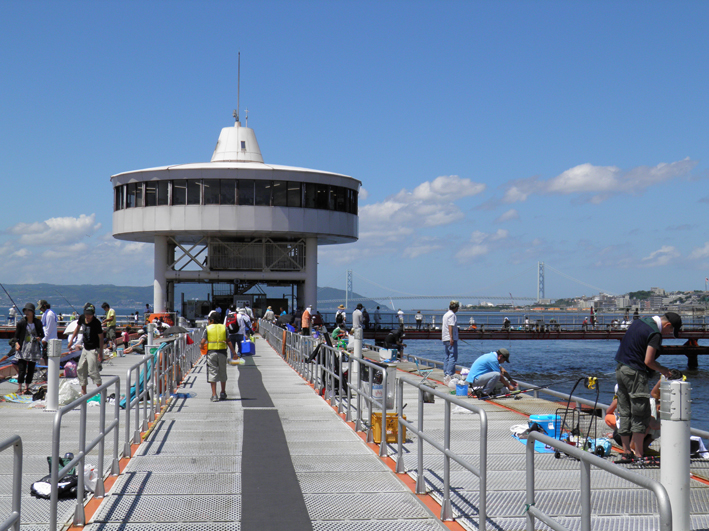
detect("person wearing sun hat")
[335,304,346,327]
[614,311,682,462]
[466,348,518,397]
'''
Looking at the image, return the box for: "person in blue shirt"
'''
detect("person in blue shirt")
[466,348,517,397]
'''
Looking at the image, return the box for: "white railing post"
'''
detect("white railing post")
[661,378,691,531]
[45,339,62,412]
[351,327,363,398]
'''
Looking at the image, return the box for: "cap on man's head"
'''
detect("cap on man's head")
[497,348,510,362]
[664,312,682,338]
[356,303,363,309]
[37,299,49,309]
[84,303,95,315]
[23,302,36,313]
[449,300,460,309]
[338,304,345,309]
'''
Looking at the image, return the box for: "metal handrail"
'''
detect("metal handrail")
[260,320,389,454]
[396,376,488,527]
[525,431,671,531]
[50,375,121,531]
[123,353,156,457]
[400,352,613,415]
[0,435,22,531]
[347,354,388,455]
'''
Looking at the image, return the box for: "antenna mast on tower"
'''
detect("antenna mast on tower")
[234,52,241,124]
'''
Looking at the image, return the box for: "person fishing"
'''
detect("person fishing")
[614,311,681,463]
[10,303,45,395]
[465,348,518,398]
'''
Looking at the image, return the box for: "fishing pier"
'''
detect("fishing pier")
[3,323,709,530]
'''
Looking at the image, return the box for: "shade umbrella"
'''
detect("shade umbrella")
[63,320,79,336]
[163,325,189,337]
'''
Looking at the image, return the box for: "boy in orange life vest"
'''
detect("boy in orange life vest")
[201,311,236,402]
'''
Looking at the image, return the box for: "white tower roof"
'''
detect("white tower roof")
[211,121,264,163]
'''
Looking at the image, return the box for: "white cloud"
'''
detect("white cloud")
[320,175,485,267]
[9,214,101,246]
[402,239,443,259]
[358,175,485,243]
[359,187,369,200]
[641,245,680,267]
[11,248,30,258]
[499,158,696,205]
[689,242,709,260]
[494,209,519,223]
[394,175,486,204]
[455,229,509,262]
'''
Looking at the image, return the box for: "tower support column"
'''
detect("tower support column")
[305,237,318,309]
[154,235,168,313]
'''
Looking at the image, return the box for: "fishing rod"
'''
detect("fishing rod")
[476,376,595,400]
[54,289,78,313]
[0,283,23,316]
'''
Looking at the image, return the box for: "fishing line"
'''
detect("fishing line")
[54,289,78,313]
[0,283,22,315]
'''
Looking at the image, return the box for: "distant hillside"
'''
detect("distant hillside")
[0,283,384,312]
[316,286,385,310]
[0,283,210,310]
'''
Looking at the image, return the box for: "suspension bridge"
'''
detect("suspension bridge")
[318,262,615,306]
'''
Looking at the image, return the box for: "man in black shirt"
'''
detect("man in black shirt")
[384,328,406,361]
[614,312,680,461]
[68,303,105,395]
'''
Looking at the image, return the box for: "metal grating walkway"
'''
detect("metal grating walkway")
[388,364,709,530]
[82,338,446,531]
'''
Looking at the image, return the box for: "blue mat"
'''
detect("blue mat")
[511,433,556,453]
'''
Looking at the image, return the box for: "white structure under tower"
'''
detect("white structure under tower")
[111,115,360,315]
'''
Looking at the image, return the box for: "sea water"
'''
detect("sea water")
[400,339,709,433]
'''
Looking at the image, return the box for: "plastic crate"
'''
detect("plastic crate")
[371,412,406,444]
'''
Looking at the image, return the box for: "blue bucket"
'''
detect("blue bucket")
[456,383,468,396]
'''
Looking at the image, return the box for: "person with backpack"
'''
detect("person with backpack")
[225,306,243,361]
[335,304,346,327]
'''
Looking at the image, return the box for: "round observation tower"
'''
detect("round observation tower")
[111,114,360,315]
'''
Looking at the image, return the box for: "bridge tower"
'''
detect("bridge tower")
[346,269,353,308]
[537,261,545,302]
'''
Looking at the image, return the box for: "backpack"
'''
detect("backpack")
[336,312,344,325]
[225,313,239,334]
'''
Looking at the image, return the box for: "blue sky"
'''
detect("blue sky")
[1,1,708,305]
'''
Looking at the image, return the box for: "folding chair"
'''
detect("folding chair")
[412,358,434,385]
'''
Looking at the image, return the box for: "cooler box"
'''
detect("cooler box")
[529,414,561,439]
[241,340,254,355]
[371,411,406,444]
[378,348,394,361]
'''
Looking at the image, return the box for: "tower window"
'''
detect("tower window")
[241,141,246,150]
